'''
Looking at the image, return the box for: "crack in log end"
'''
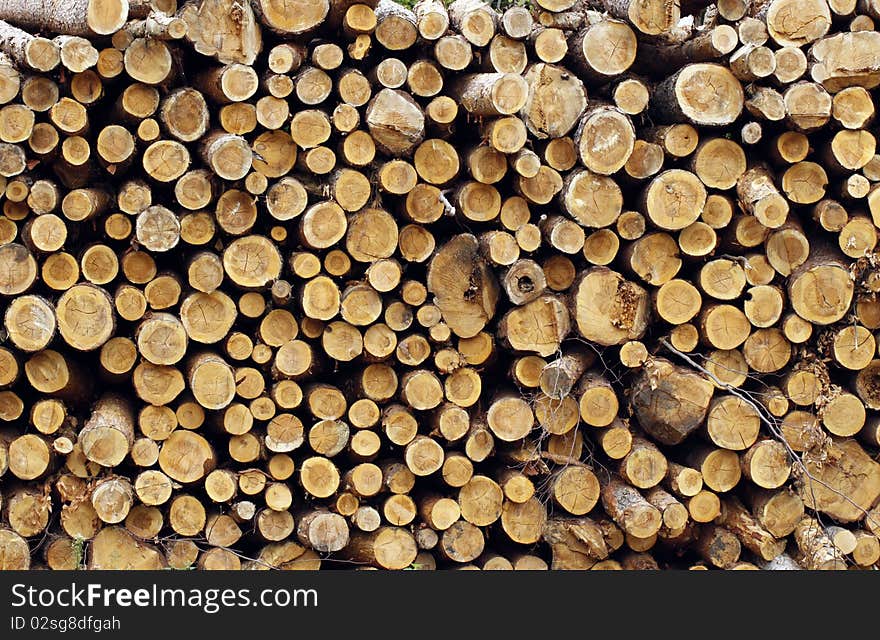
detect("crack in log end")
[464,269,479,302]
[428,234,499,339]
[574,267,650,346]
[1,0,880,572]
[613,280,640,332]
[500,295,570,357]
[798,439,880,522]
[631,358,714,445]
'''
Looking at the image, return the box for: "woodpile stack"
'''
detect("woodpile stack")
[0,0,879,572]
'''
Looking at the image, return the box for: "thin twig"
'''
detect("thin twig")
[659,338,879,544]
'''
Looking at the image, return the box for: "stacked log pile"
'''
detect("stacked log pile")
[0,0,879,571]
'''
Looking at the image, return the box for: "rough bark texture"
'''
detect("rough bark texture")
[0,0,875,573]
